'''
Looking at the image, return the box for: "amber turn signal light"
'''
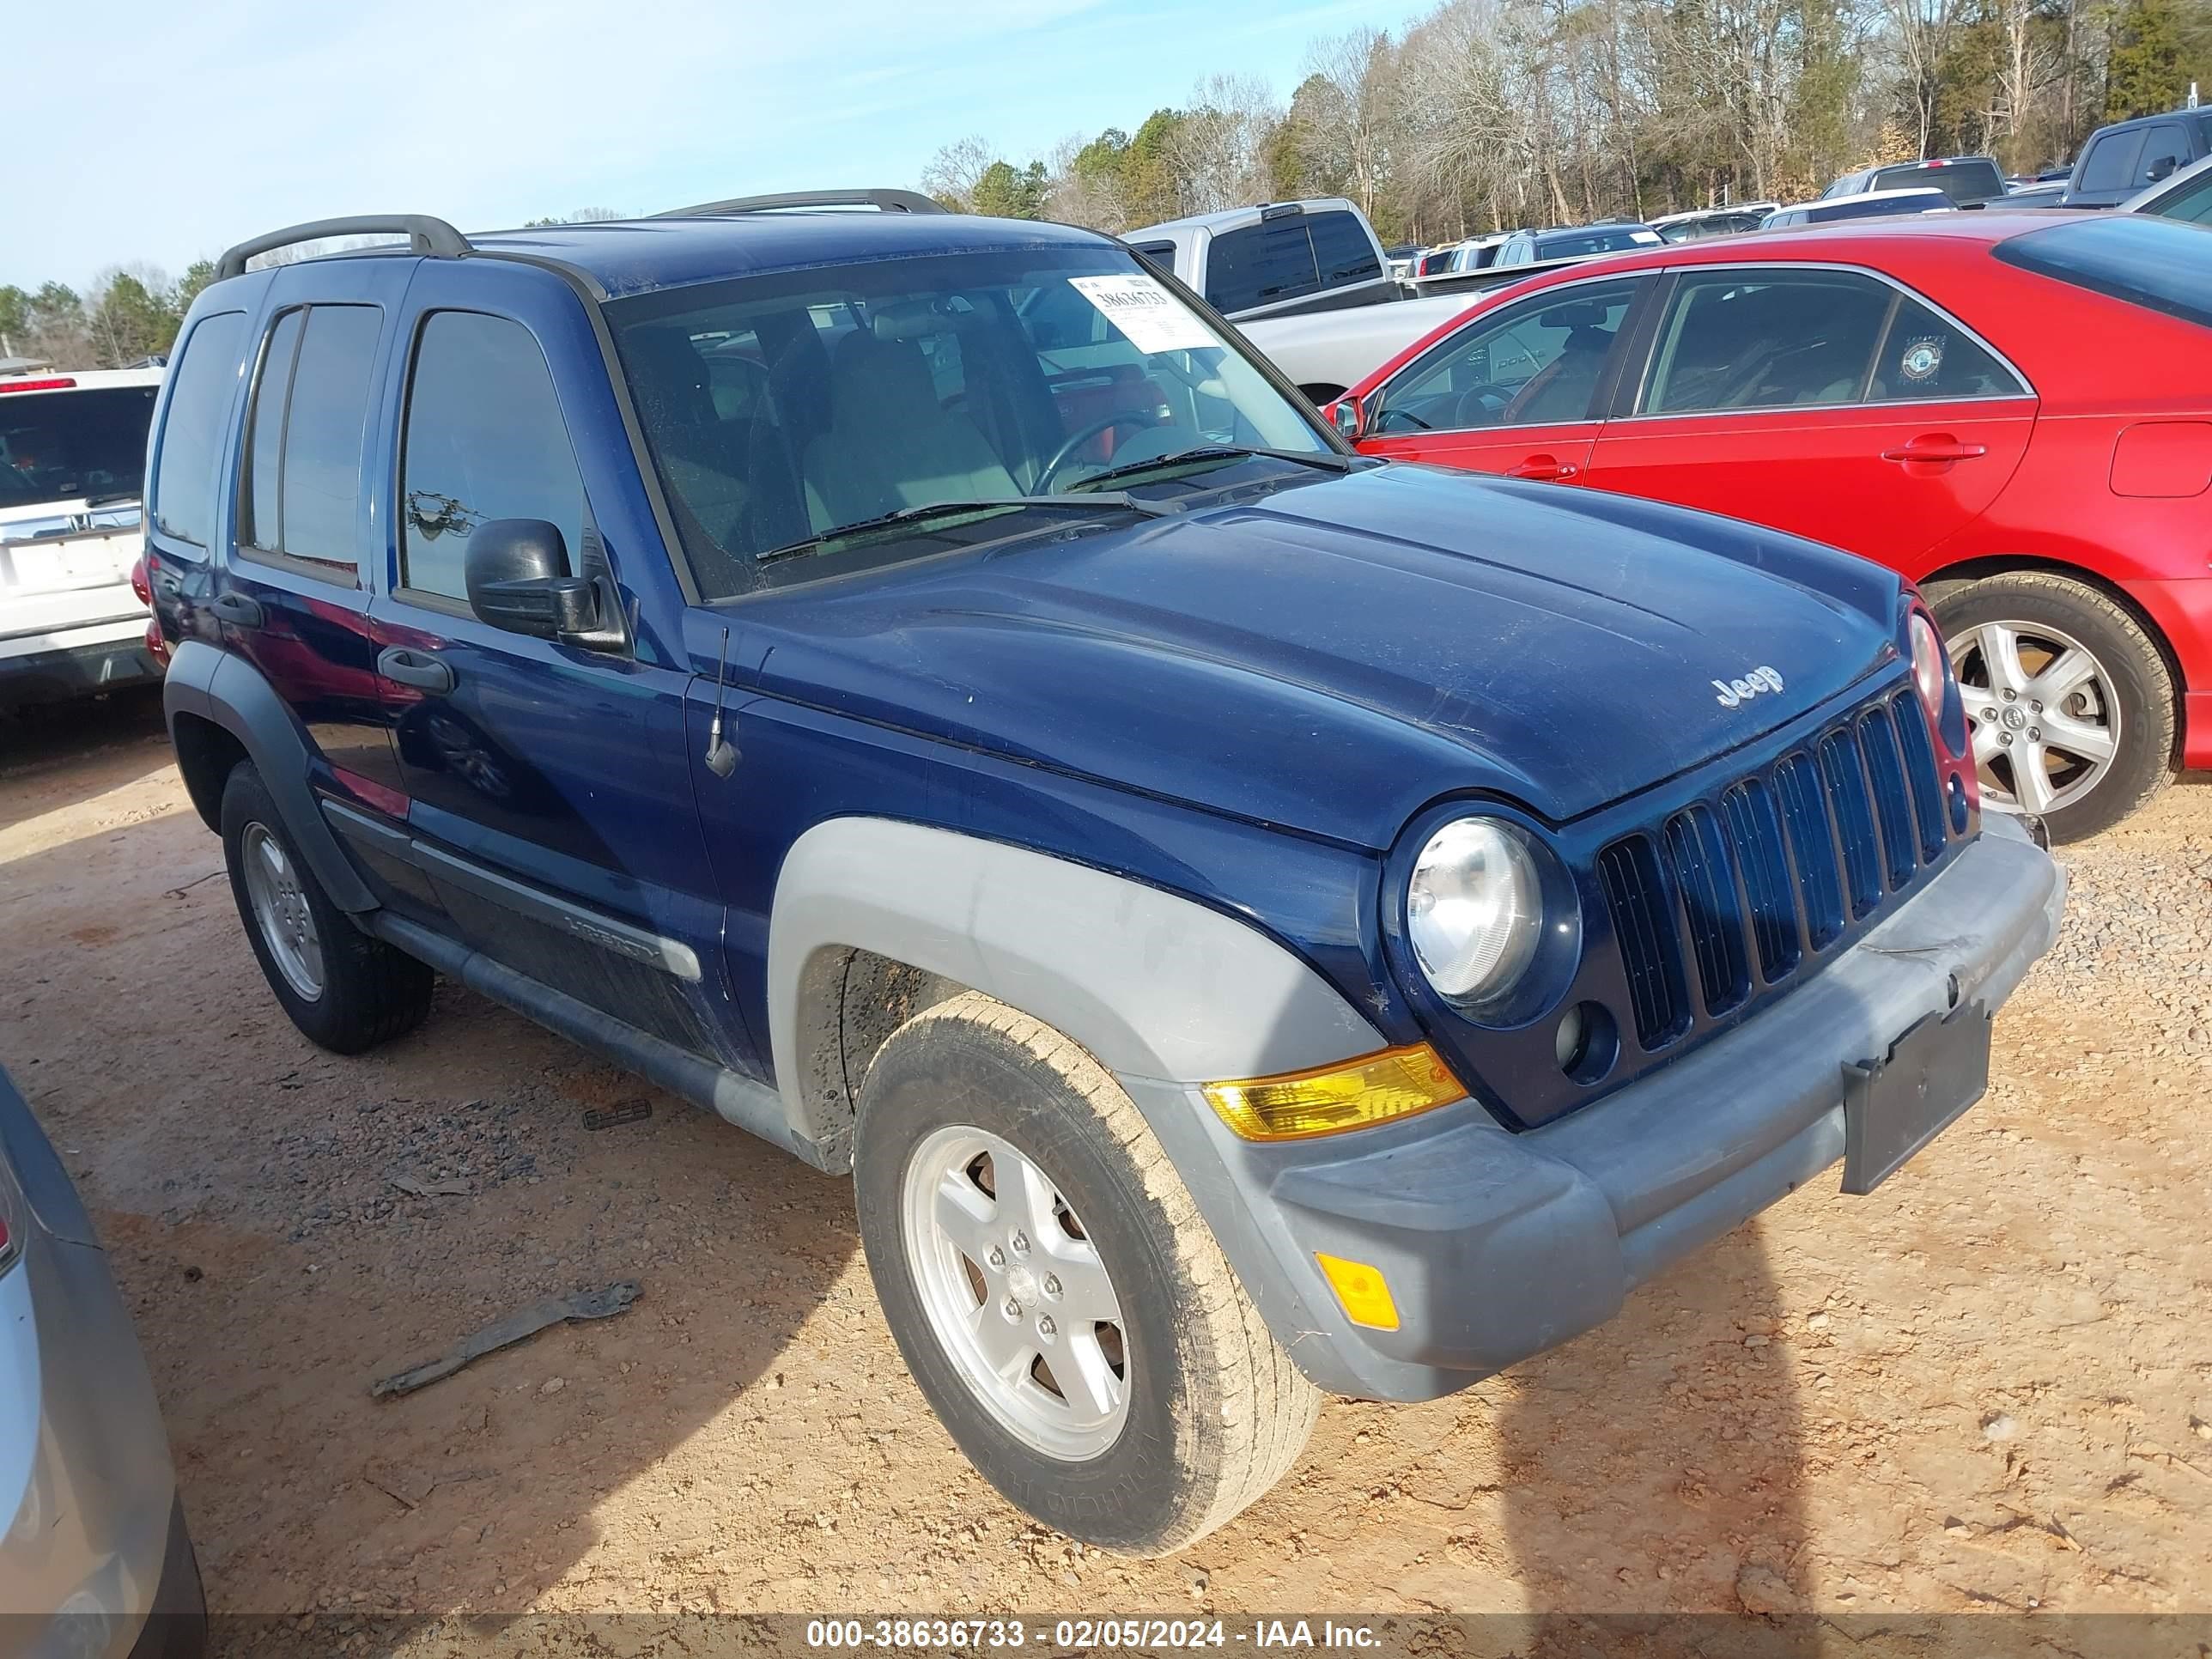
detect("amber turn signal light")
[1200,1042,1465,1142]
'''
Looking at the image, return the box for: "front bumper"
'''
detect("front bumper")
[1148,813,2065,1401]
[0,1075,204,1659]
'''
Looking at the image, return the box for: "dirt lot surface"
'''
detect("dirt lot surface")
[3,691,2209,1624]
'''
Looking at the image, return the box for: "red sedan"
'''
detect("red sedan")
[1328,211,2212,841]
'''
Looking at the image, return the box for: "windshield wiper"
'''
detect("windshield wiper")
[755,492,1173,568]
[1066,445,1356,493]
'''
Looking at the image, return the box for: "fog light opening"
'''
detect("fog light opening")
[1556,1000,1618,1085]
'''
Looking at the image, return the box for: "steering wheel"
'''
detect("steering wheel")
[1036,412,1164,491]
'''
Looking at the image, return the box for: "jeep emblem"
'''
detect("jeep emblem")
[1713,665,1785,708]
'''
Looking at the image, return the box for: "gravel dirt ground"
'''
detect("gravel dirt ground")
[3,691,2209,1625]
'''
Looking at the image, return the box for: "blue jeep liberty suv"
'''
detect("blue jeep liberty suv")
[145,192,2065,1553]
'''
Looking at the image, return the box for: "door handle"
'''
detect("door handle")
[1508,454,1580,482]
[377,646,455,694]
[209,592,264,627]
[1881,436,1988,465]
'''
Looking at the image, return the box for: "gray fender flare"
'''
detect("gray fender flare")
[767,817,1392,1390]
[767,817,1383,1120]
[163,638,379,914]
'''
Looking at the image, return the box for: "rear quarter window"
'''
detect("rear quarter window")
[1876,160,2003,203]
[1994,215,2212,329]
[150,311,248,550]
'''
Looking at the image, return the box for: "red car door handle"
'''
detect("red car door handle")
[1509,455,1579,482]
[1882,436,1988,465]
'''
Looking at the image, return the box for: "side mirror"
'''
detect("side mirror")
[1329,397,1365,441]
[465,519,599,640]
[2148,155,2179,182]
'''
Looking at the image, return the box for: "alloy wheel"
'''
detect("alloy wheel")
[900,1125,1130,1462]
[1949,620,2119,817]
[240,822,325,1000]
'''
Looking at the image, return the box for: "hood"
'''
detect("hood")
[738,465,1903,848]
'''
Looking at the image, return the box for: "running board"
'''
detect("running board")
[365,912,833,1173]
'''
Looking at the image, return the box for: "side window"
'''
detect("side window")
[1206,221,1320,313]
[2139,123,2190,185]
[1309,213,1382,285]
[400,312,586,604]
[2150,167,2212,223]
[2080,129,2148,193]
[1642,272,1893,414]
[149,310,246,552]
[237,304,382,580]
[1371,279,1640,434]
[1869,298,2025,400]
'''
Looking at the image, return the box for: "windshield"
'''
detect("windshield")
[610,246,1332,598]
[0,385,158,513]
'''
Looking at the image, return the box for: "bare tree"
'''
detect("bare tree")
[1168,74,1281,213]
[921,135,996,210]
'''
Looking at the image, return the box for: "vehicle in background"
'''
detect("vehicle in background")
[2123,149,2212,222]
[2001,182,2069,208]
[1328,210,2212,840]
[1489,222,1663,268]
[1413,243,1463,278]
[1650,206,1774,242]
[1383,242,1421,281]
[0,368,167,713]
[1125,198,1396,321]
[149,196,2063,1554]
[1447,232,1511,271]
[2063,106,2212,207]
[1823,155,2007,206]
[1760,187,1954,228]
[1243,289,1486,403]
[2,1063,207,1656]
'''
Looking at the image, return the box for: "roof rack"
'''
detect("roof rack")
[654,188,947,219]
[215,215,471,282]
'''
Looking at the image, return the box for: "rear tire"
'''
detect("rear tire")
[1930,572,2174,843]
[221,762,434,1053]
[853,992,1318,1553]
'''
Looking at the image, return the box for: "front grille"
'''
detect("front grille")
[1596,688,1953,1051]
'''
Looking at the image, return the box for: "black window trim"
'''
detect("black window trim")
[148,307,247,558]
[391,302,598,615]
[234,301,378,589]
[1610,259,2034,424]
[1370,270,1658,437]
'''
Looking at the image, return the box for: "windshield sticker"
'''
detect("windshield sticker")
[1066,275,1217,355]
[1899,336,1945,383]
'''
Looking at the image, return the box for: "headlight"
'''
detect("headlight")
[1407,817,1543,1006]
[1909,610,1947,717]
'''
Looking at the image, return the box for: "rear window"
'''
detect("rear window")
[1875,159,2004,203]
[1995,215,2212,328]
[150,312,247,549]
[1206,219,1321,313]
[0,383,160,515]
[1307,211,1382,284]
[1535,228,1660,258]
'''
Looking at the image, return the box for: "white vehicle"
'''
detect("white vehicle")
[1127,198,1398,322]
[1241,291,1485,404]
[0,368,164,710]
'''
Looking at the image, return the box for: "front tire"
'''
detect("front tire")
[1931,572,2174,842]
[853,992,1318,1553]
[221,762,434,1053]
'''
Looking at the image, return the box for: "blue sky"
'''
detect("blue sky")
[11,0,1436,291]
